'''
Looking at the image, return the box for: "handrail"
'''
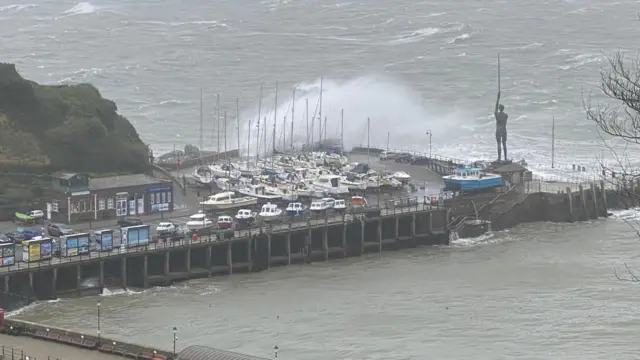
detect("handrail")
[0,344,62,360]
[350,144,466,165]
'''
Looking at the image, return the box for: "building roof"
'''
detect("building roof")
[177,345,269,360]
[51,171,86,180]
[89,174,170,191]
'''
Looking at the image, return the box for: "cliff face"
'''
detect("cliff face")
[0,63,151,219]
[0,63,150,172]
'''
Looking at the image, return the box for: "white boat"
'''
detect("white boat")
[210,163,241,179]
[193,165,214,185]
[340,176,367,191]
[391,171,411,184]
[235,209,256,221]
[186,211,214,230]
[381,175,403,189]
[333,199,347,212]
[311,174,349,197]
[199,191,258,211]
[310,199,332,212]
[285,202,307,216]
[238,184,282,202]
[258,203,282,222]
[321,197,336,209]
[235,161,262,177]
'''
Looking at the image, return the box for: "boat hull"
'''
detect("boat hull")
[201,198,258,211]
[443,177,503,191]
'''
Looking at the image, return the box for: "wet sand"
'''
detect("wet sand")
[0,334,123,360]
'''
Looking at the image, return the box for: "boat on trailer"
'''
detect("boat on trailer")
[442,168,503,191]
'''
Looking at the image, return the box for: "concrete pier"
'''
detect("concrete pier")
[0,207,447,309]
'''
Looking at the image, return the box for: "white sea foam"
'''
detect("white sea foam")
[388,27,441,45]
[59,2,97,18]
[0,4,37,12]
[238,75,469,156]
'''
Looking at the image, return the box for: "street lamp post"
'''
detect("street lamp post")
[426,130,432,159]
[274,345,279,360]
[97,300,101,345]
[172,327,177,357]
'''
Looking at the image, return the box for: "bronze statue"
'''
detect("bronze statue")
[494,91,508,161]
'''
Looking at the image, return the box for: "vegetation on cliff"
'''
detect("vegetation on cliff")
[0,63,151,218]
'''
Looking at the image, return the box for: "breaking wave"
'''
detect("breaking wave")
[59,2,97,18]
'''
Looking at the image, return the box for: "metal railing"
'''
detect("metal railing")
[0,197,441,274]
[350,144,466,165]
[0,345,62,360]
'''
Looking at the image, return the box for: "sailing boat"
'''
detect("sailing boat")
[236,87,264,176]
[211,110,241,179]
[193,89,216,185]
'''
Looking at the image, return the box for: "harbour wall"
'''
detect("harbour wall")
[0,207,449,310]
[2,318,173,359]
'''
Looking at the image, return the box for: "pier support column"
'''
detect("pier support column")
[600,180,608,216]
[566,187,574,222]
[341,224,347,258]
[377,220,382,252]
[247,238,253,272]
[286,224,292,265]
[206,246,212,276]
[633,180,638,208]
[3,276,8,308]
[29,272,34,294]
[185,248,191,273]
[579,185,588,221]
[143,255,149,288]
[323,228,329,261]
[267,234,272,268]
[395,216,399,239]
[121,257,127,289]
[359,220,365,255]
[227,243,233,275]
[75,264,81,291]
[306,221,313,263]
[98,261,104,290]
[411,214,416,236]
[428,212,433,234]
[164,251,170,276]
[52,268,57,299]
[590,183,598,219]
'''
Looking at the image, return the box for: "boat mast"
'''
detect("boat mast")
[551,116,555,168]
[216,93,221,162]
[291,89,295,152]
[199,88,203,165]
[282,116,286,151]
[323,116,327,144]
[272,81,278,167]
[310,99,314,150]
[236,97,240,161]
[386,132,390,152]
[367,117,370,163]
[255,84,263,164]
[224,110,228,169]
[318,77,323,148]
[340,109,344,157]
[263,116,267,162]
[305,98,309,150]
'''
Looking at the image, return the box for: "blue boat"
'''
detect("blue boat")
[442,168,503,191]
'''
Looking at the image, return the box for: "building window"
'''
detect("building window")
[99,199,105,210]
[150,194,155,205]
[72,202,80,214]
[167,191,172,203]
[155,193,160,204]
[52,201,59,212]
[107,198,114,209]
[161,192,166,203]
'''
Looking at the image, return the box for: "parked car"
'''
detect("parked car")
[47,223,74,237]
[23,228,45,240]
[5,231,24,243]
[0,233,10,243]
[28,210,44,219]
[117,217,143,227]
[156,222,177,234]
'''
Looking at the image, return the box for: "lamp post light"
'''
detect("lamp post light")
[274,345,278,360]
[172,327,177,357]
[97,300,101,345]
[426,130,432,159]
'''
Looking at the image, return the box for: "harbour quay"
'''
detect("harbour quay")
[0,202,447,309]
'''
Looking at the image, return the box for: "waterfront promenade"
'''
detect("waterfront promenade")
[0,334,122,360]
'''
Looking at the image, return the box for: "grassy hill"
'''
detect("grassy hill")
[0,63,152,220]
